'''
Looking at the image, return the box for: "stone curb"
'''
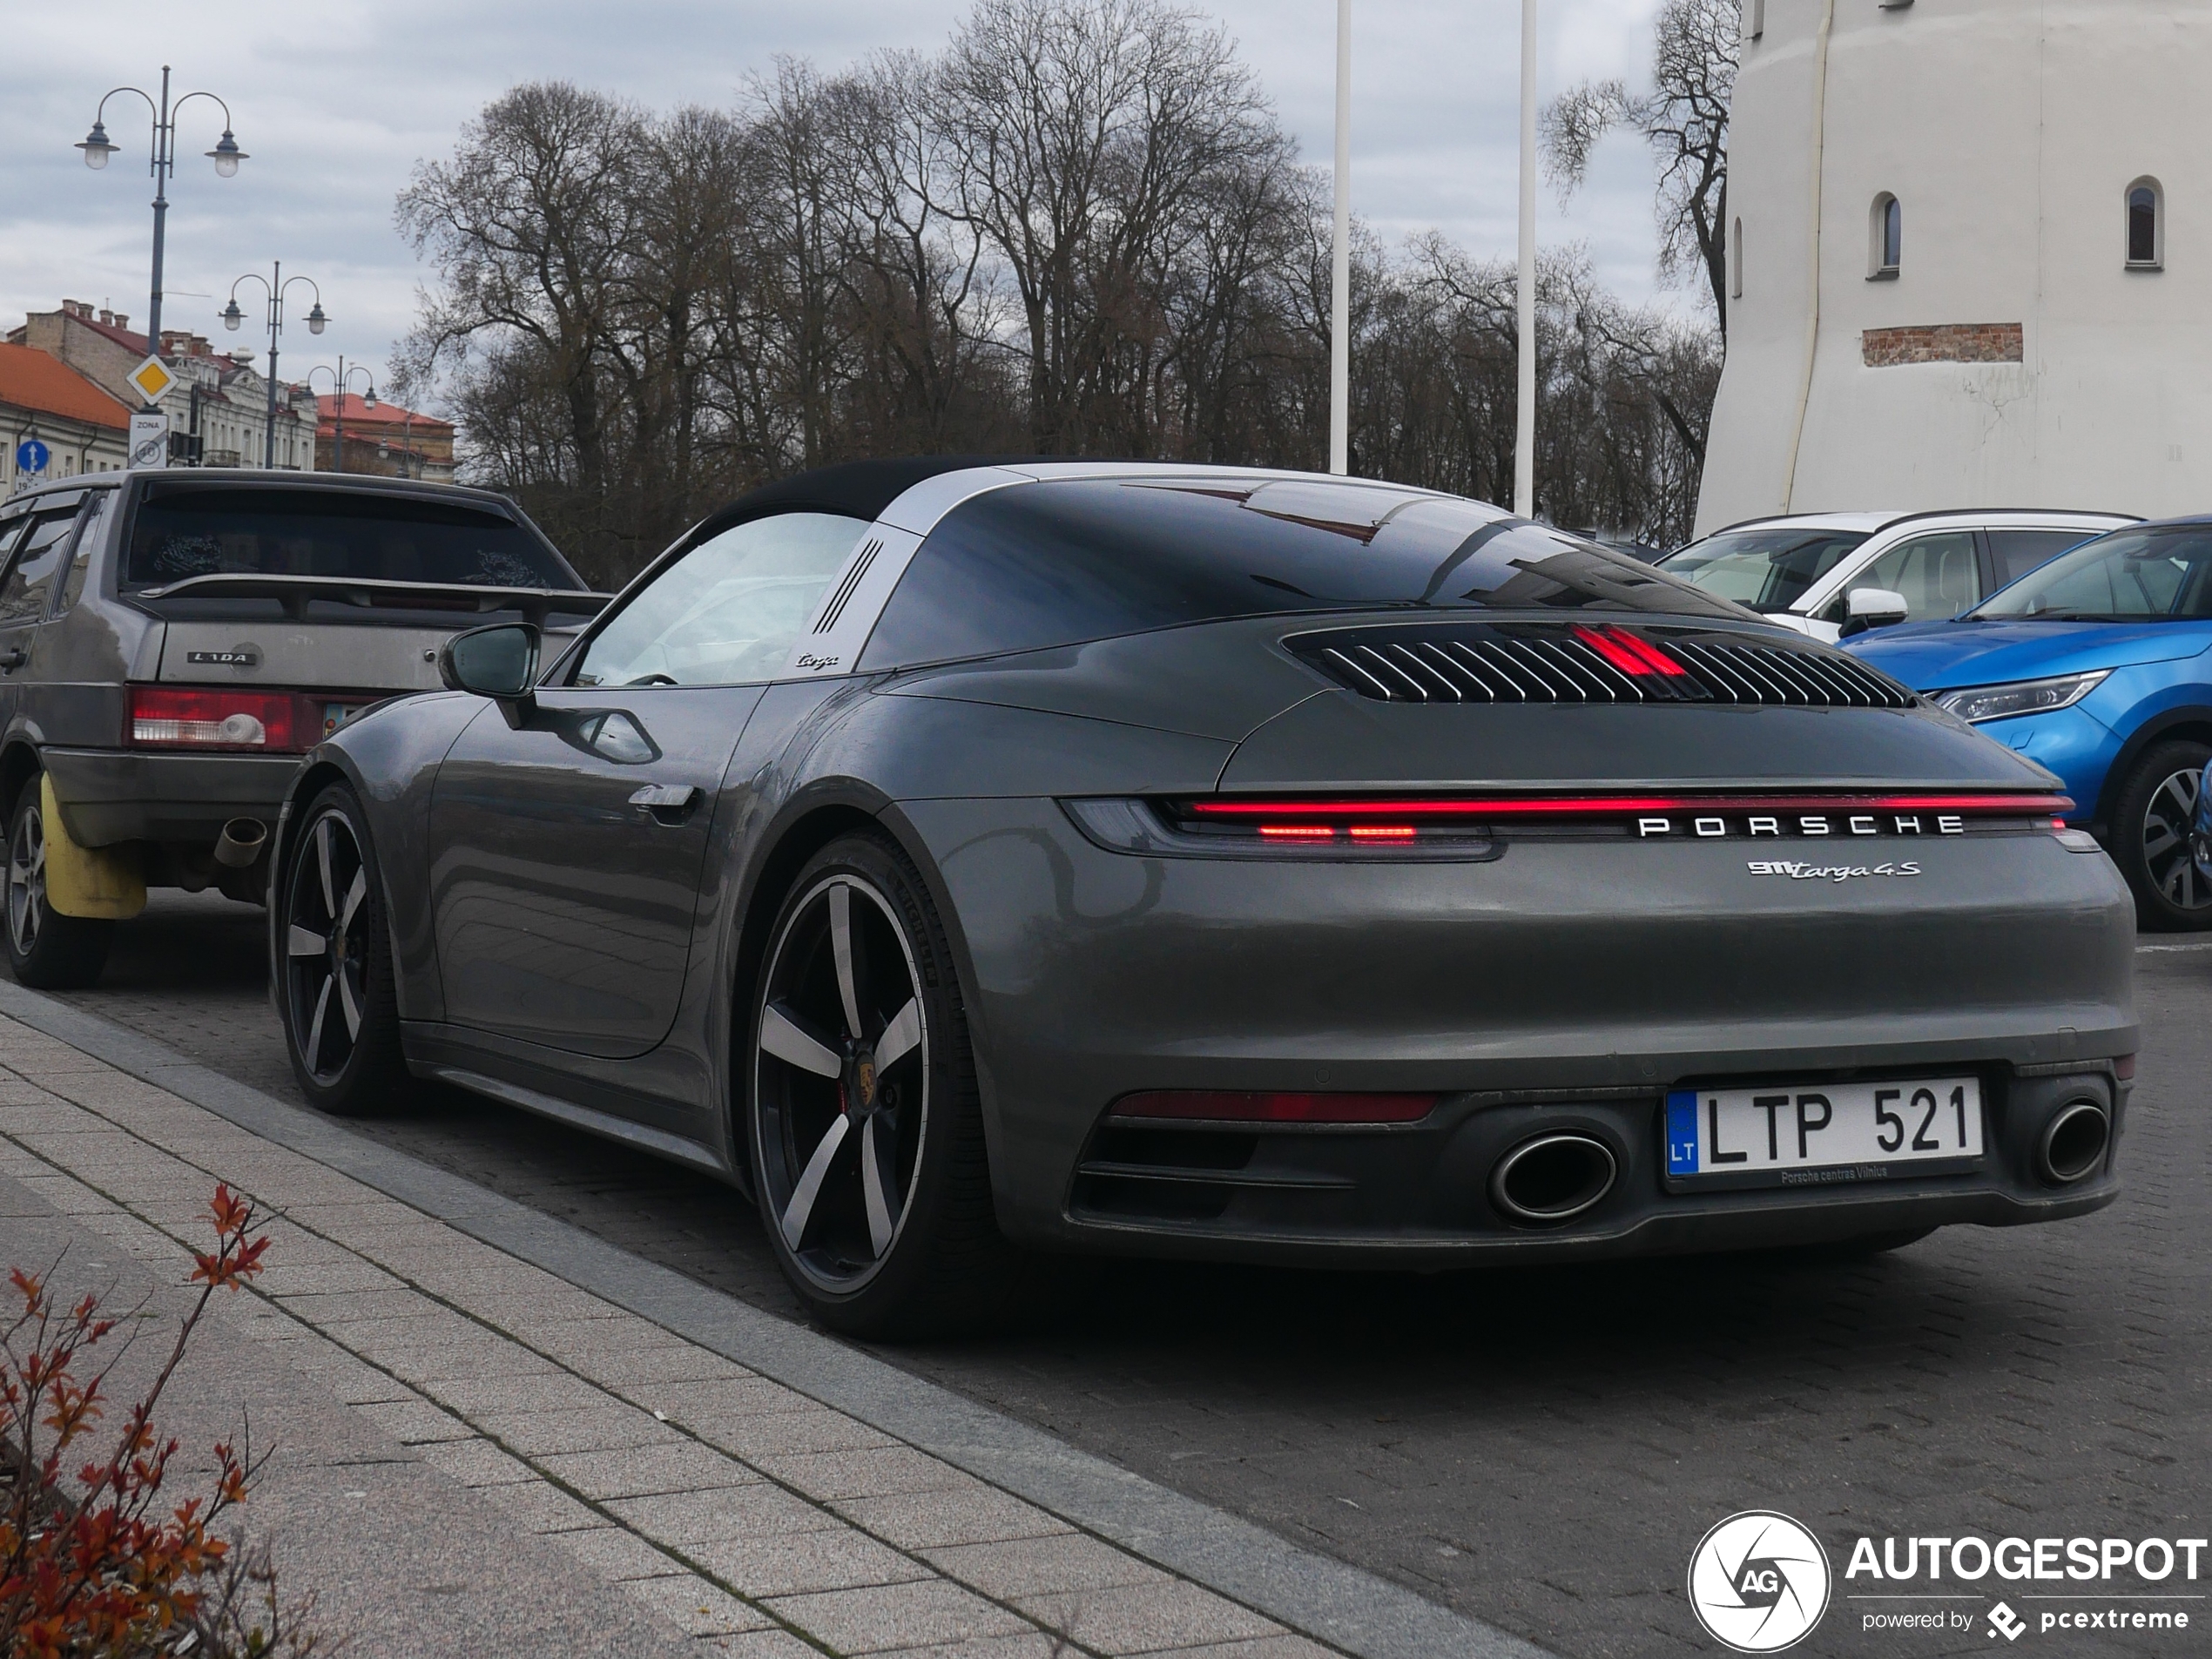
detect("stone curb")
[0,978,1546,1659]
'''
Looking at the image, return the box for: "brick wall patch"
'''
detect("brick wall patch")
[1862,323,2026,368]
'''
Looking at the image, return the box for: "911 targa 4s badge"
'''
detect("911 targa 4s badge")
[264,458,2139,1336]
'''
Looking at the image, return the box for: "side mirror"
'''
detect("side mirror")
[439,623,541,725]
[1838,587,1911,638]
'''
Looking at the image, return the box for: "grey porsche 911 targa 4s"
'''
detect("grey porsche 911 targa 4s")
[267,458,2136,1335]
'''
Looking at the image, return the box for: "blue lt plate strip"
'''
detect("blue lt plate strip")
[1666,1089,1700,1176]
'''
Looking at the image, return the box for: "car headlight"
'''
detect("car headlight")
[1932,670,2110,724]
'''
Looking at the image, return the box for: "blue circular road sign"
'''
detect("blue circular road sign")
[15,439,50,474]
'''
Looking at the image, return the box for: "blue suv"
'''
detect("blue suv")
[1846,516,2212,929]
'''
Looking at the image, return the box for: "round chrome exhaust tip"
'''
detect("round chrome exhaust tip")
[214,817,267,869]
[2037,1100,2110,1185]
[1490,1132,1619,1225]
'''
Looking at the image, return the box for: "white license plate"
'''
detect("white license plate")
[1666,1076,1983,1184]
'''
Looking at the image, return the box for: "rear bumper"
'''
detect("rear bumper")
[1055,1069,2126,1268]
[898,798,2139,1262]
[41,746,301,847]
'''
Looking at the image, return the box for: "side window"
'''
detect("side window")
[0,506,88,625]
[1834,532,1979,623]
[55,492,112,615]
[572,511,869,688]
[1986,528,2095,593]
[2127,179,2163,270]
[1870,193,1902,279]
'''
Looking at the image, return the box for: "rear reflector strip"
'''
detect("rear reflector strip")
[1111,1091,1440,1125]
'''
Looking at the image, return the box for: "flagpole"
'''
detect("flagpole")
[1329,0,1352,475]
[1514,0,1538,516]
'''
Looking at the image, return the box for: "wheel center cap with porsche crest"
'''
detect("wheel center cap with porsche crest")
[854,1055,879,1110]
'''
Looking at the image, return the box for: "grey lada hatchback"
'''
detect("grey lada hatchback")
[0,469,602,988]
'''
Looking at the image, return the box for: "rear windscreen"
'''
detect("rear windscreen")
[125,487,583,592]
[860,477,1746,668]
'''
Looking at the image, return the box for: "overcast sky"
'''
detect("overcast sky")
[0,0,1676,407]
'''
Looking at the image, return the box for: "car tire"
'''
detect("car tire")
[746,831,1023,1339]
[277,784,415,1116]
[2112,739,2212,931]
[3,772,113,990]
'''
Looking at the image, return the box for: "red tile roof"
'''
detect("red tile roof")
[0,343,132,430]
[316,392,453,438]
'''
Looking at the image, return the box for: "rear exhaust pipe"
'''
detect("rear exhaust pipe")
[1490,1132,1619,1225]
[214,818,267,870]
[2037,1100,2110,1185]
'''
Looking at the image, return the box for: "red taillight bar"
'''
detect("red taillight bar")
[1111,1090,1440,1124]
[1185,792,2074,819]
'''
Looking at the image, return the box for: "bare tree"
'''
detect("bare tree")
[395,84,648,502]
[1541,0,1737,332]
[392,3,1723,575]
[932,0,1280,451]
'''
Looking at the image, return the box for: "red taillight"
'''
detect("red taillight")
[1258,824,1335,840]
[1111,1091,1440,1124]
[1184,792,2075,819]
[129,685,300,752]
[1349,825,1417,841]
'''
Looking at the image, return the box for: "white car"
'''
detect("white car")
[1658,509,2137,642]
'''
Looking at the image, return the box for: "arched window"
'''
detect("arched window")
[2128,179,2164,269]
[1870,194,1901,280]
[1730,218,1745,300]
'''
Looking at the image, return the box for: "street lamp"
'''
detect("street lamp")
[78,68,246,377]
[305,360,376,475]
[223,262,327,469]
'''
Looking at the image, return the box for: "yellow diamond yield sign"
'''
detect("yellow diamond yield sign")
[126,354,176,404]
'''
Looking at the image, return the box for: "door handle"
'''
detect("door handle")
[0,649,24,673]
[629,783,701,824]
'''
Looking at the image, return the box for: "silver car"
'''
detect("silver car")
[1661,509,2135,641]
[0,468,602,988]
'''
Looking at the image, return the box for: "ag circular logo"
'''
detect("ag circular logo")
[1686,1511,1831,1652]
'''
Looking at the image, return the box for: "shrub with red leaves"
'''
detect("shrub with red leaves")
[0,1184,321,1658]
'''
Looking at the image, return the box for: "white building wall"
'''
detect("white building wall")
[1698,0,2212,531]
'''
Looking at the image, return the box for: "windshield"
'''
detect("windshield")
[860,477,1748,668]
[1657,526,1871,610]
[125,486,583,592]
[1973,525,2212,621]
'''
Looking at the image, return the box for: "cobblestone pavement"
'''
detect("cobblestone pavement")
[17,891,2212,1657]
[0,1014,1351,1659]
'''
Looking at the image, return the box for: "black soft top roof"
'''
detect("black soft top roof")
[691,456,1055,543]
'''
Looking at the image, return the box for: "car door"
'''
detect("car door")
[425,507,872,1059]
[0,494,89,732]
[1818,530,1982,631]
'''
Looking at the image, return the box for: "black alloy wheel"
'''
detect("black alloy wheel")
[280,786,412,1113]
[749,833,1018,1336]
[3,774,112,989]
[2115,739,2212,931]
